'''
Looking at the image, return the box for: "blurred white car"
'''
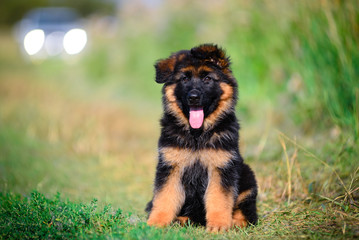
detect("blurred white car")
[15,7,88,58]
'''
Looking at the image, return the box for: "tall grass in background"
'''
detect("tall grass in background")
[291,1,359,138]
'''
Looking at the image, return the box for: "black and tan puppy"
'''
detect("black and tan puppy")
[146,44,258,231]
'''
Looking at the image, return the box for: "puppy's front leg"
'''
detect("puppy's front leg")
[205,169,234,232]
[147,167,185,227]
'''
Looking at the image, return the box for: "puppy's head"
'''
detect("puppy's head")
[155,44,237,130]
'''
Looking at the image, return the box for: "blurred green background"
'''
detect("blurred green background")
[0,0,358,230]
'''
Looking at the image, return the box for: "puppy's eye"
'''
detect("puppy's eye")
[182,76,190,82]
[203,76,212,83]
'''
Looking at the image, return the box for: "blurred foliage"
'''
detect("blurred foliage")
[290,1,359,137]
[0,0,47,26]
[0,0,115,26]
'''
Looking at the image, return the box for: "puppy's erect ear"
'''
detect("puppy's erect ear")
[190,44,230,70]
[154,56,176,84]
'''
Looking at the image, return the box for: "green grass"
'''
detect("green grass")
[0,191,197,239]
[1,0,359,239]
[1,191,358,239]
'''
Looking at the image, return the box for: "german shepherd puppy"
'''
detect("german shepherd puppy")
[146,44,258,232]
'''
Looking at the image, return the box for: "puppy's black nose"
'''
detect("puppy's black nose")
[187,89,201,106]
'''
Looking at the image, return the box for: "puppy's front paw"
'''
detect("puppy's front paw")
[206,212,231,232]
[147,211,173,227]
[206,222,231,232]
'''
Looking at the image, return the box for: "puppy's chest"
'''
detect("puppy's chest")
[181,161,208,189]
[181,161,209,196]
[160,147,233,170]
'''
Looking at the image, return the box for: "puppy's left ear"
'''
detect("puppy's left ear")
[154,56,176,84]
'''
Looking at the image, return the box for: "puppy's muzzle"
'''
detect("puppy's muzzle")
[187,89,202,106]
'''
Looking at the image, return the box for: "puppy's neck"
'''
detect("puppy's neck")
[189,128,203,138]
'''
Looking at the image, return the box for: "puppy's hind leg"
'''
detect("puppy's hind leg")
[233,163,258,228]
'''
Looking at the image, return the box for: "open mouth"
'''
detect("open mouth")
[189,106,204,129]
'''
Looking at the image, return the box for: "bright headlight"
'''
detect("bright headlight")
[63,28,87,55]
[23,29,45,55]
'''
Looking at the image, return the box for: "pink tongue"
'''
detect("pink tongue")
[189,107,204,129]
